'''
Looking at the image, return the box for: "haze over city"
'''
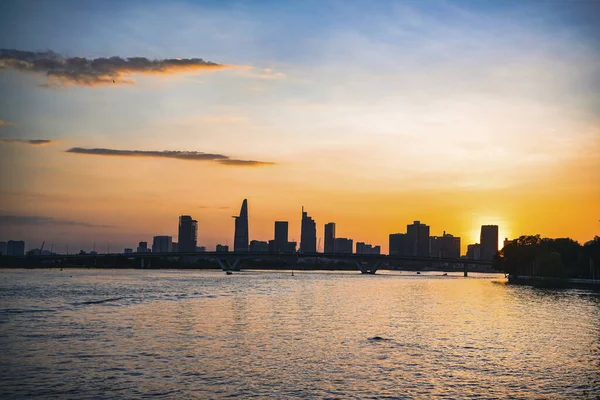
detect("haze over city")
[1,0,599,254]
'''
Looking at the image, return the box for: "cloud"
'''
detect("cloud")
[0,138,54,145]
[0,120,13,126]
[0,49,235,87]
[65,147,274,167]
[217,159,275,166]
[0,215,113,228]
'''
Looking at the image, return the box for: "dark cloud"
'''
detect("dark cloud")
[0,138,54,145]
[0,215,113,228]
[66,147,274,167]
[0,49,231,87]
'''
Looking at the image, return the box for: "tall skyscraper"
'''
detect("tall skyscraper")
[480,225,499,260]
[152,236,172,253]
[178,215,197,253]
[233,199,249,252]
[389,233,407,256]
[274,221,288,252]
[300,207,316,253]
[324,222,336,253]
[407,221,430,257]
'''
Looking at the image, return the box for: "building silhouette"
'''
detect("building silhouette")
[274,221,288,252]
[430,232,460,258]
[356,242,381,255]
[467,243,481,260]
[172,242,178,253]
[178,215,198,253]
[0,241,6,255]
[233,199,249,252]
[480,225,499,260]
[389,233,407,256]
[124,248,133,254]
[407,221,430,257]
[250,240,269,252]
[324,222,336,253]
[136,241,149,253]
[300,207,316,253]
[152,236,172,253]
[6,240,25,256]
[216,244,229,253]
[334,238,353,254]
[196,246,206,252]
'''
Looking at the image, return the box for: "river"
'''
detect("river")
[1,269,598,399]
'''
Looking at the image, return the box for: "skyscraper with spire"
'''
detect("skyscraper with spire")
[300,206,317,253]
[233,199,249,252]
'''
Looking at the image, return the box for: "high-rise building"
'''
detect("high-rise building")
[6,240,25,256]
[178,215,198,253]
[0,241,6,255]
[300,207,316,253]
[136,241,148,253]
[430,232,461,259]
[324,222,336,253]
[407,221,430,257]
[480,225,499,260]
[152,236,172,253]
[233,199,249,252]
[389,233,407,256]
[274,221,288,252]
[250,240,269,252]
[334,238,353,254]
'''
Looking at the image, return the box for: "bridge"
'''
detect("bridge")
[7,251,494,276]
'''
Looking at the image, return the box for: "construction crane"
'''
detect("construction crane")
[39,241,45,255]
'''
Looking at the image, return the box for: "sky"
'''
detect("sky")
[0,0,599,254]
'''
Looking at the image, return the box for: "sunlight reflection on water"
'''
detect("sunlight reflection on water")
[1,269,599,399]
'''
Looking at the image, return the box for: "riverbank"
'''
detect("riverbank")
[508,275,600,289]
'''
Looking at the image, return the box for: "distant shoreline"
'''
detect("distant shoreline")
[507,275,600,289]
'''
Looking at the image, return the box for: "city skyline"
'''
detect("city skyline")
[0,1,598,254]
[0,197,500,258]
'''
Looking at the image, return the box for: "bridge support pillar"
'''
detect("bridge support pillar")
[356,260,380,274]
[217,258,242,271]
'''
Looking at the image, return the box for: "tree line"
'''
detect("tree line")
[493,235,600,279]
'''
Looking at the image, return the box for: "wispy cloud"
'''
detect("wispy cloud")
[0,120,13,126]
[0,138,54,145]
[0,49,238,87]
[0,215,113,228]
[66,147,274,167]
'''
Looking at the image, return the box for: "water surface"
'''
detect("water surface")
[1,269,599,399]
